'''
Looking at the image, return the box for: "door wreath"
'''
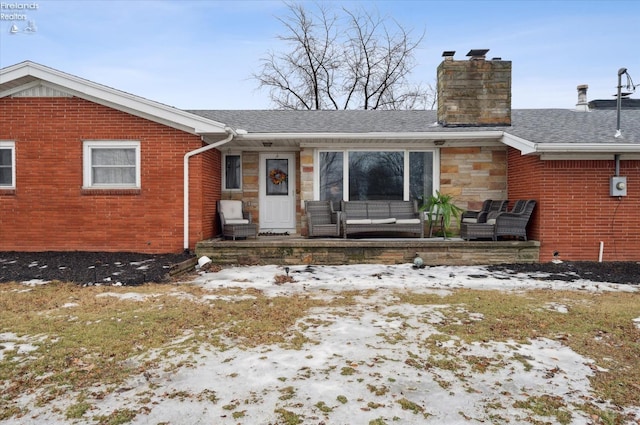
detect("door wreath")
[269,168,287,185]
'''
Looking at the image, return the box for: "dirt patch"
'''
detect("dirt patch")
[0,251,193,285]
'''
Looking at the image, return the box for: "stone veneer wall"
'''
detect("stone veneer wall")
[300,148,315,235]
[196,239,539,266]
[440,146,508,226]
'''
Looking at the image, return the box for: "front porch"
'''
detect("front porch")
[195,236,540,266]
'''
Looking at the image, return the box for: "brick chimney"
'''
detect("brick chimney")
[437,49,512,126]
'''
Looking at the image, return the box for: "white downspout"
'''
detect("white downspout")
[183,127,238,252]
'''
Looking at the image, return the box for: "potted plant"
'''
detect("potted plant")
[420,191,464,239]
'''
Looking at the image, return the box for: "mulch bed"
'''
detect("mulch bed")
[488,261,640,285]
[0,251,638,286]
[0,251,193,286]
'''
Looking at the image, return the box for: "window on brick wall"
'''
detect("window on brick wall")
[318,149,436,203]
[0,141,15,189]
[83,141,140,189]
[223,153,242,190]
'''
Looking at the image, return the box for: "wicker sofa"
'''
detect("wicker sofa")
[340,200,424,238]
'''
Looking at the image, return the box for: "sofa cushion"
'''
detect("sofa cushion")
[226,219,250,225]
[462,218,478,223]
[396,218,421,224]
[346,219,372,225]
[371,218,396,224]
[219,200,243,220]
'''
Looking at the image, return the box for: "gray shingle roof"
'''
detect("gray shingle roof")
[188,109,640,145]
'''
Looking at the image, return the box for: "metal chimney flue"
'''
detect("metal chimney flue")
[576,84,589,112]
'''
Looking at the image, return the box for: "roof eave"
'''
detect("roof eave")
[236,130,505,141]
[501,132,537,154]
[0,61,228,135]
[502,132,640,155]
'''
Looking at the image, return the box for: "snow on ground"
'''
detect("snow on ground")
[193,263,638,296]
[0,333,42,361]
[7,263,640,424]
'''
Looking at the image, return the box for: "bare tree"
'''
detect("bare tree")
[254,2,435,110]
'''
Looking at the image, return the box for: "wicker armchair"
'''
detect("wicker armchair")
[217,200,258,240]
[494,200,536,241]
[305,200,341,237]
[461,200,508,224]
[460,200,536,241]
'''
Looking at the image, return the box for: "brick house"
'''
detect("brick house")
[2,54,639,262]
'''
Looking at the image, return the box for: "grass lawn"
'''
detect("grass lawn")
[1,268,639,424]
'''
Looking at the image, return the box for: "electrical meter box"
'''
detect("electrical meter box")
[610,176,627,196]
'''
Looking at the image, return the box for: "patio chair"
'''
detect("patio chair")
[460,200,536,241]
[494,199,536,241]
[217,200,258,240]
[461,200,508,224]
[305,200,341,237]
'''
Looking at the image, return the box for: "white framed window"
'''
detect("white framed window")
[223,153,242,190]
[0,141,16,189]
[83,141,141,189]
[317,148,438,203]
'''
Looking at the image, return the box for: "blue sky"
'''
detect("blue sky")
[1,0,638,109]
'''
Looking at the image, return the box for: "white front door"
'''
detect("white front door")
[259,153,296,233]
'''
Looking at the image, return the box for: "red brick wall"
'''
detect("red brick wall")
[508,148,640,262]
[195,149,221,241]
[0,97,220,254]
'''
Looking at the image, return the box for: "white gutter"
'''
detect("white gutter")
[183,127,242,252]
[531,143,640,153]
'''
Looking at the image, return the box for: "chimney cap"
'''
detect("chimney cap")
[466,49,489,58]
[442,51,456,61]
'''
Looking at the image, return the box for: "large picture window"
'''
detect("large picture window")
[349,151,404,200]
[319,149,434,202]
[83,141,140,189]
[0,141,15,188]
